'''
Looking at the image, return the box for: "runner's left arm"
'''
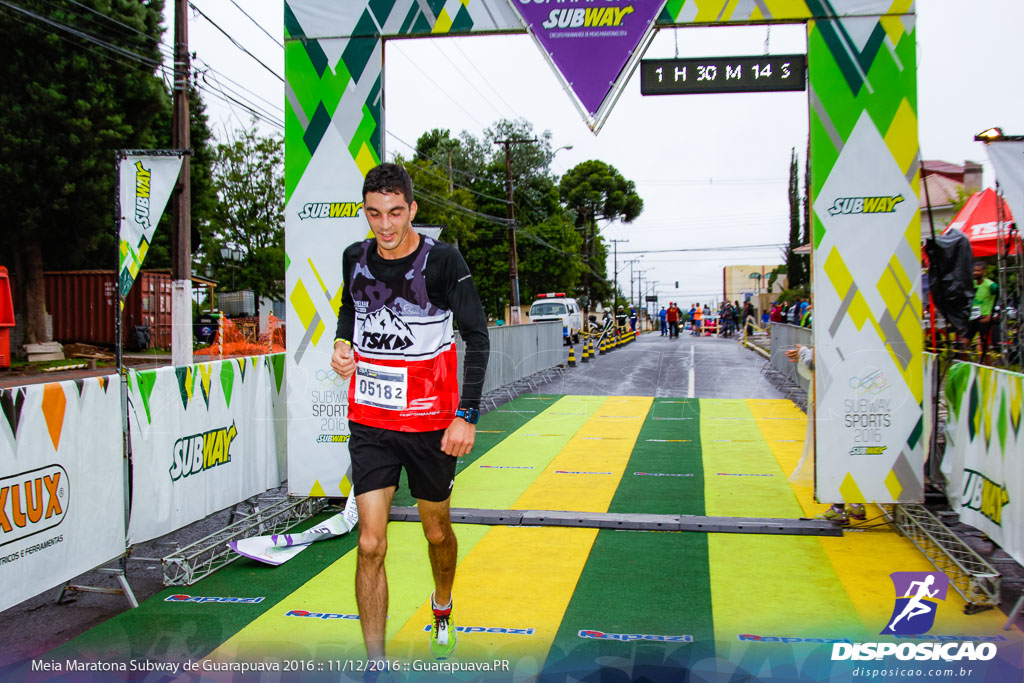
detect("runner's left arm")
[435,246,489,412]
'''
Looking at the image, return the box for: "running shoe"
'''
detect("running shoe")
[847,503,866,521]
[429,598,457,660]
[818,504,850,525]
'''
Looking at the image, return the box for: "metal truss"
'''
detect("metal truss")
[161,496,327,586]
[886,504,1001,612]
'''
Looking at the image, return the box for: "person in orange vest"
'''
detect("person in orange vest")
[692,303,703,336]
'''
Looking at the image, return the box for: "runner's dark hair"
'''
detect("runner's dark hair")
[363,163,414,204]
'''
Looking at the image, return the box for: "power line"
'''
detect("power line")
[617,243,786,254]
[397,53,487,129]
[57,0,172,56]
[194,57,282,114]
[196,67,284,129]
[228,0,283,49]
[1,0,163,68]
[451,41,519,118]
[187,1,283,84]
[431,41,505,121]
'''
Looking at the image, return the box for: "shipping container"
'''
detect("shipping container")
[45,270,216,349]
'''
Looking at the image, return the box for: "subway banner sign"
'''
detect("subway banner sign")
[640,55,806,95]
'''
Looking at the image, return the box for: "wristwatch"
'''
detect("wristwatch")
[455,408,479,424]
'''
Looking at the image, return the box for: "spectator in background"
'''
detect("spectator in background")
[666,302,680,338]
[744,301,756,337]
[629,306,638,332]
[658,306,668,336]
[692,303,703,336]
[964,262,998,364]
[721,302,735,337]
[800,303,813,328]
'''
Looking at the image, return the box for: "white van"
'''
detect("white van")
[528,293,583,344]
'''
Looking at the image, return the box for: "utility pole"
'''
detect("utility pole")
[609,239,628,314]
[171,0,192,366]
[495,137,536,325]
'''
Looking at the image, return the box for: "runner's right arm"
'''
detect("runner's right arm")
[331,246,359,379]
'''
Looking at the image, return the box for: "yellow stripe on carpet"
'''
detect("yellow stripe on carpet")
[453,395,605,509]
[513,396,652,512]
[385,525,599,668]
[204,522,491,663]
[748,399,1019,638]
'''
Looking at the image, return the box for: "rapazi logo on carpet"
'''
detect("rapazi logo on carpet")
[882,571,949,636]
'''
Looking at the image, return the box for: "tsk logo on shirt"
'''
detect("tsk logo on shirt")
[360,307,415,351]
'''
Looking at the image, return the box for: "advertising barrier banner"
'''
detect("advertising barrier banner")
[0,377,125,613]
[127,356,281,544]
[941,362,1024,565]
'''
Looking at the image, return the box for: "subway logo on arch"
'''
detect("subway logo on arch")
[828,194,905,216]
[0,465,68,546]
[297,201,363,220]
[540,5,635,30]
[169,424,237,482]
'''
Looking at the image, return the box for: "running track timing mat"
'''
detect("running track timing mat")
[22,396,1023,682]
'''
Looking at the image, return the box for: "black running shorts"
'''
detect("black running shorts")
[348,421,456,502]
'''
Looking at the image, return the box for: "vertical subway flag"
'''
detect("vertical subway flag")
[512,0,667,132]
[118,153,184,304]
[986,140,1024,229]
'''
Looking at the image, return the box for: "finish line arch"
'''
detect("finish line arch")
[283,1,923,508]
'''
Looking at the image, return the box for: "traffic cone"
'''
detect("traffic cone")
[599,337,606,355]
[568,345,576,367]
[581,339,590,363]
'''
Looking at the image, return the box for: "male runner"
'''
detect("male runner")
[330,163,489,663]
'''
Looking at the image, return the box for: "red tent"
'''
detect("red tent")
[943,187,1018,257]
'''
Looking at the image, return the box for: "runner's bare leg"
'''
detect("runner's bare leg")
[356,487,396,659]
[419,497,457,606]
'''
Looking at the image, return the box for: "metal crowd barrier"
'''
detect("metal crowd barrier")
[767,323,812,397]
[455,321,563,400]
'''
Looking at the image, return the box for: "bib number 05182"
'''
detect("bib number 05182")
[354,362,408,411]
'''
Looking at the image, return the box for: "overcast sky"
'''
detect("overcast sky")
[169,1,1024,307]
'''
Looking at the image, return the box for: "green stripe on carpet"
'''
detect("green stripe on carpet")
[542,398,714,678]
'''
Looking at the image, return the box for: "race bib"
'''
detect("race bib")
[354,362,408,410]
[971,304,982,320]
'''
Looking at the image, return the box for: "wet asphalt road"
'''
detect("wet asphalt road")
[534,330,785,400]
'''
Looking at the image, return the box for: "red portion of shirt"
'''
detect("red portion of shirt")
[348,345,459,432]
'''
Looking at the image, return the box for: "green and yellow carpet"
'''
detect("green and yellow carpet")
[31,396,1023,681]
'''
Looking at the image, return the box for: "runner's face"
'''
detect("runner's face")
[364,191,418,257]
